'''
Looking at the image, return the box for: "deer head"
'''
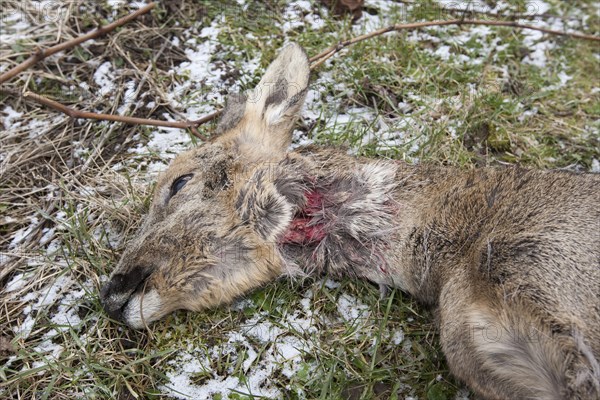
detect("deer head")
[100,43,311,328]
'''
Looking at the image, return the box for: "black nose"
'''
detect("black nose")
[100,267,148,322]
[100,282,125,321]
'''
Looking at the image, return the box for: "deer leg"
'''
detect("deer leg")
[437,277,568,400]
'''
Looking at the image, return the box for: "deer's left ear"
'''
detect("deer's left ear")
[252,43,310,136]
[235,158,308,242]
[235,168,294,242]
[215,43,310,160]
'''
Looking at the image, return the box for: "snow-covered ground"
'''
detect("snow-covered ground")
[160,282,389,399]
[2,0,598,398]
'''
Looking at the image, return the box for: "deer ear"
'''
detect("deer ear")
[251,42,310,136]
[235,168,294,242]
[215,93,247,135]
[215,43,310,160]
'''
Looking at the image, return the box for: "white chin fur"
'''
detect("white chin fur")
[123,289,163,329]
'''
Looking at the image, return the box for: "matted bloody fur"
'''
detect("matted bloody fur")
[101,44,600,399]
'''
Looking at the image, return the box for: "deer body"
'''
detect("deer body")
[288,146,600,398]
[101,44,600,399]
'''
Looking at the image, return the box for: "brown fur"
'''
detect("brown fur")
[100,44,600,399]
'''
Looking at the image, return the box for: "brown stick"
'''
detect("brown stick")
[309,19,600,66]
[0,3,156,84]
[21,91,220,139]
[9,16,598,133]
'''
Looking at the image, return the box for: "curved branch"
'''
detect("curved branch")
[21,91,220,139]
[309,18,600,67]
[5,15,597,134]
[0,3,156,84]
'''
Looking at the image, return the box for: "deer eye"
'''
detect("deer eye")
[170,174,193,198]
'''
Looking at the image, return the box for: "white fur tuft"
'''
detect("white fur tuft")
[123,290,163,329]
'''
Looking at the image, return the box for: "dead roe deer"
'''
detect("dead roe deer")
[100,44,600,399]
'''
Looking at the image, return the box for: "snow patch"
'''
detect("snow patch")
[12,274,88,340]
[161,305,318,399]
[2,106,23,130]
[117,80,137,115]
[522,29,554,68]
[93,61,116,97]
[5,272,30,293]
[391,328,405,345]
[281,1,324,33]
[9,216,39,249]
[337,293,370,322]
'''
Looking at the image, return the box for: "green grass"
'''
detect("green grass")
[1,0,598,399]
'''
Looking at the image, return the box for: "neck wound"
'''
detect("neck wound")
[280,189,326,245]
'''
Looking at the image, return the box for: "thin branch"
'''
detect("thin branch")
[309,19,600,66]
[390,1,586,22]
[440,8,582,23]
[20,91,220,139]
[7,16,598,134]
[0,3,156,84]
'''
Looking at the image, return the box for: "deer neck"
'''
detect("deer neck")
[276,150,423,292]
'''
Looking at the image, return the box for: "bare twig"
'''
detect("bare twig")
[6,16,597,133]
[20,91,220,139]
[394,0,586,22]
[309,19,600,67]
[440,8,581,23]
[0,3,157,84]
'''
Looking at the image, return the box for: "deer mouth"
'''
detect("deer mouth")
[100,285,128,322]
[100,267,151,322]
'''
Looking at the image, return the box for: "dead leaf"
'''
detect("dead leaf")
[320,0,364,21]
[0,336,15,356]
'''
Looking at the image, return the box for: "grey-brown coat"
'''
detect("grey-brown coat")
[100,44,600,399]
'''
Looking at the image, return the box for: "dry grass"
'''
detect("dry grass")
[1,1,598,399]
